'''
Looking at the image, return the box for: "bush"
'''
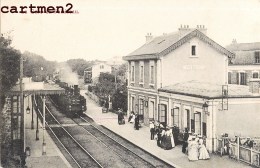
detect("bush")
[99,96,108,107]
[112,89,127,112]
[88,85,92,92]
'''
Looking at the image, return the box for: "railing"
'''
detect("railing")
[85,91,99,104]
[217,137,260,167]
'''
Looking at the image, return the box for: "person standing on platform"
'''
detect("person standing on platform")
[128,111,134,122]
[182,128,189,153]
[149,121,155,140]
[118,108,123,124]
[156,123,162,147]
[160,127,166,149]
[198,135,210,160]
[173,125,180,145]
[134,114,139,130]
[243,137,254,148]
[129,112,135,123]
[188,137,199,161]
[164,126,175,150]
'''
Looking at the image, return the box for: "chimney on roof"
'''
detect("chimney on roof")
[178,24,191,37]
[249,79,260,95]
[196,25,207,35]
[232,39,237,44]
[145,33,153,43]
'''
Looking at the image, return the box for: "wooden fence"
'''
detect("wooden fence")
[216,137,260,167]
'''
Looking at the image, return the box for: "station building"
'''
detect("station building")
[123,25,260,152]
[227,41,260,85]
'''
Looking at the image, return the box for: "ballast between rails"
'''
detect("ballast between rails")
[34,96,103,168]
[48,96,138,168]
[33,97,81,168]
[48,95,172,167]
[77,114,159,168]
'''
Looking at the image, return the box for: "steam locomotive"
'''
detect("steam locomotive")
[50,81,87,117]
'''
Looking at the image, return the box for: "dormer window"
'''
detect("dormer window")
[255,52,260,63]
[191,45,196,56]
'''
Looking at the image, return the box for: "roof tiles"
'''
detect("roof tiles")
[159,81,259,99]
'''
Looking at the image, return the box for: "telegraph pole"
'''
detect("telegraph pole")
[0,0,3,166]
[20,53,25,159]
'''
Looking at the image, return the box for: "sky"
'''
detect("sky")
[1,0,260,62]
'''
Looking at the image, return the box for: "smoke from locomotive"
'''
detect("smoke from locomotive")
[51,63,86,116]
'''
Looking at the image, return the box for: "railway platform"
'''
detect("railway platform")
[82,90,251,168]
[24,103,72,168]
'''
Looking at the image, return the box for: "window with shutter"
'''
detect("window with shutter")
[194,112,201,135]
[240,72,247,85]
[202,122,207,136]
[255,52,260,63]
[253,72,259,78]
[236,73,239,84]
[159,104,167,127]
[191,119,195,132]
[171,107,180,127]
[228,72,231,84]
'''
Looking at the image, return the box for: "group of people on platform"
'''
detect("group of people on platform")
[117,108,125,125]
[222,135,255,155]
[182,128,210,161]
[125,113,210,161]
[149,121,176,150]
[128,111,140,130]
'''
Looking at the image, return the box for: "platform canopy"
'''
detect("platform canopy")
[7,82,65,96]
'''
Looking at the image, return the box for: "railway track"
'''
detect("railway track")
[76,115,175,168]
[37,96,152,167]
[34,96,102,168]
[37,96,174,168]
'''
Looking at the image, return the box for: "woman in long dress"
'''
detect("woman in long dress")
[160,128,166,149]
[198,137,210,160]
[164,127,175,150]
[188,137,199,161]
[129,113,135,123]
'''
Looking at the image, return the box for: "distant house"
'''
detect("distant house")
[123,25,260,152]
[84,57,126,84]
[227,41,260,85]
[84,61,112,83]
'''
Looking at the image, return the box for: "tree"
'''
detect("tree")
[112,84,127,112]
[66,59,94,76]
[117,63,127,77]
[0,36,20,108]
[0,35,21,167]
[96,72,116,97]
[23,51,57,81]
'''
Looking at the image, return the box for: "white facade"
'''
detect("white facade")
[92,63,112,80]
[161,37,228,86]
[123,27,237,153]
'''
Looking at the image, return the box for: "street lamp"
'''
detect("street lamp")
[26,106,30,114]
[26,95,30,114]
[203,102,209,116]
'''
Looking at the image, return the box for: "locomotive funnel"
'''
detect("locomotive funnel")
[74,85,79,95]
